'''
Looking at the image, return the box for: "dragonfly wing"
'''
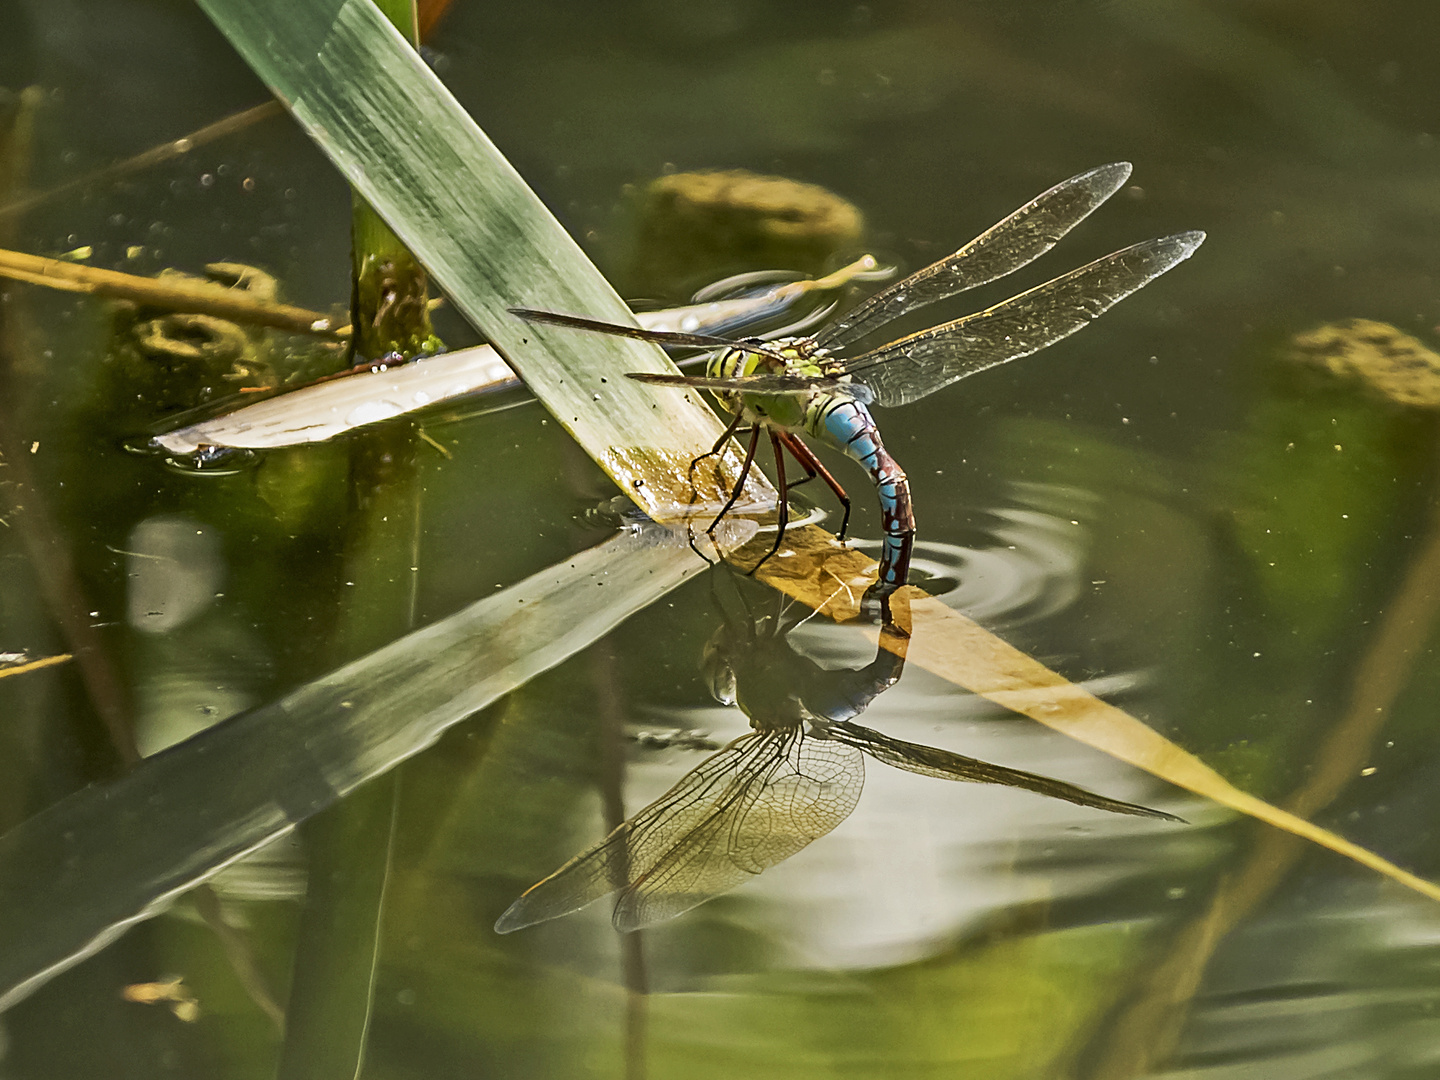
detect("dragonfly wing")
[840,231,1205,407]
[509,307,777,359]
[494,733,777,933]
[613,728,865,931]
[815,163,1133,352]
[827,721,1181,821]
[627,372,873,403]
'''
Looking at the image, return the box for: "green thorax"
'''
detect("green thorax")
[707,336,833,433]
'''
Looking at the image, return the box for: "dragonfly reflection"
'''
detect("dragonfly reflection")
[495,579,1178,934]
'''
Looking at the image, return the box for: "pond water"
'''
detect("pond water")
[5,1,1440,1077]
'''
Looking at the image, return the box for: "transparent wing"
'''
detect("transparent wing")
[626,371,873,404]
[493,728,865,933]
[826,720,1182,821]
[613,729,864,931]
[815,162,1133,352]
[835,231,1205,407]
[493,733,777,933]
[509,307,779,360]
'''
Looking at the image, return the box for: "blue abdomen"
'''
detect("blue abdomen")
[811,398,915,592]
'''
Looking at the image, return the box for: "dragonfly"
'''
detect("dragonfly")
[512,163,1204,608]
[494,576,1180,934]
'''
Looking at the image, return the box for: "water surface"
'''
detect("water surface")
[4,1,1440,1077]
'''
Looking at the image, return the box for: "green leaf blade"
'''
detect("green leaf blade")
[197,0,766,519]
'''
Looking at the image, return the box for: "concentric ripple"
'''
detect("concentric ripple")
[847,481,1096,627]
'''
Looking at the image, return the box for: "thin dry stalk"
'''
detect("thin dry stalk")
[0,247,336,334]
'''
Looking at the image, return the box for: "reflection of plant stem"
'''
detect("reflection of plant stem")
[0,89,286,1026]
[592,643,650,1080]
[1067,455,1440,1080]
[563,390,650,1071]
[0,101,284,222]
[0,422,137,765]
[191,884,286,1030]
[0,91,137,766]
[276,379,421,1078]
[0,247,336,334]
[279,5,431,1071]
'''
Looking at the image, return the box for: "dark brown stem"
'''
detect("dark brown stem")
[191,885,286,1029]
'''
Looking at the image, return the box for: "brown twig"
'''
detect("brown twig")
[0,247,336,334]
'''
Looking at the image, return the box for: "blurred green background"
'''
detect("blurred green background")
[5,0,1440,1077]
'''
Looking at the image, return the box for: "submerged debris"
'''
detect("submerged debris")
[631,168,864,292]
[1287,318,1440,408]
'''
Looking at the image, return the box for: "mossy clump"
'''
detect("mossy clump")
[1285,318,1440,408]
[630,169,864,295]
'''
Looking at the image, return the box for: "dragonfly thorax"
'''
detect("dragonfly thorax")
[708,336,829,380]
[702,336,839,431]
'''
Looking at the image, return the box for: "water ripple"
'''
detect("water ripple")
[847,481,1096,627]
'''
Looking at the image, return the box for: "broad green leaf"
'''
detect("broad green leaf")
[194,0,769,521]
[0,526,714,1011]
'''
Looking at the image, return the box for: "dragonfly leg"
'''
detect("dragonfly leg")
[778,431,851,540]
[709,424,763,534]
[687,410,747,497]
[747,431,790,576]
[684,526,718,568]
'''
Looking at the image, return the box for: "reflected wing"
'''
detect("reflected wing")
[494,733,772,933]
[494,728,865,934]
[827,720,1181,821]
[834,232,1204,407]
[626,371,873,403]
[612,729,864,931]
[815,163,1133,352]
[509,307,778,360]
